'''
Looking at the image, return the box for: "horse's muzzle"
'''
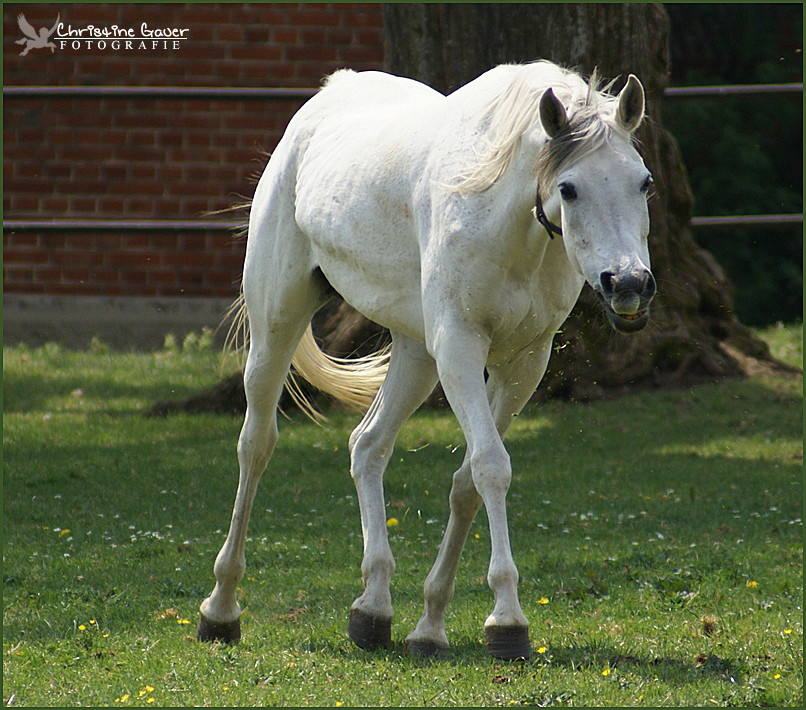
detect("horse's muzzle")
[597,267,656,334]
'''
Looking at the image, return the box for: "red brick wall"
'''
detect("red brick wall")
[3,3,384,298]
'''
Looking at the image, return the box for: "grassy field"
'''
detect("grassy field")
[3,325,802,707]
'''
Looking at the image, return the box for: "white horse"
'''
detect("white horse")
[197,61,655,660]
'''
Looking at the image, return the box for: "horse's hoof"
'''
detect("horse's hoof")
[347,608,391,650]
[485,625,531,660]
[404,638,449,658]
[196,612,241,644]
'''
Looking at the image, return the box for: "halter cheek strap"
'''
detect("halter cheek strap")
[532,187,563,238]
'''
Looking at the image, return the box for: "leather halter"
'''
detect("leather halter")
[533,186,563,238]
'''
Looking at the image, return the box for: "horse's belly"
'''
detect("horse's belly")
[309,220,430,340]
[322,259,425,341]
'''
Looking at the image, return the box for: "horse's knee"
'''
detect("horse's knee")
[469,444,512,496]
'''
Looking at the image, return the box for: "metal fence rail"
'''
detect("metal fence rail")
[664,82,802,97]
[4,82,802,233]
[2,86,318,100]
[4,82,802,99]
[2,219,237,231]
[3,215,802,232]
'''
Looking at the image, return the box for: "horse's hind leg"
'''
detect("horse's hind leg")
[198,300,323,642]
[404,450,480,656]
[198,199,326,643]
[197,341,288,641]
[346,335,438,650]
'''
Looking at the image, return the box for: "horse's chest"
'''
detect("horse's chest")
[487,266,583,366]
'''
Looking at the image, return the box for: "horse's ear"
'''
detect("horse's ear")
[539,88,568,138]
[616,74,645,132]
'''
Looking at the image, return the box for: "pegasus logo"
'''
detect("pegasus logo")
[16,13,60,56]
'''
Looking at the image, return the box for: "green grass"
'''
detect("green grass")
[3,326,802,706]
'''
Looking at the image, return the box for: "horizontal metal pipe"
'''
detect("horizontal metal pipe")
[2,219,239,231]
[690,214,803,228]
[664,83,802,97]
[2,86,317,100]
[3,215,802,232]
[3,83,802,100]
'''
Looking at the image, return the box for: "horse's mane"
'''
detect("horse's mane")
[452,62,632,199]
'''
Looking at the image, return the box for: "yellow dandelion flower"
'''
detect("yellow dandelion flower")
[537,646,547,654]
[537,597,549,604]
[746,580,758,587]
[138,690,147,697]
[78,624,87,631]
[474,533,480,539]
[784,628,792,634]
[602,668,611,676]
[386,517,399,527]
[145,686,154,693]
[177,618,191,624]
[147,698,155,704]
[335,703,343,707]
[59,529,71,536]
[774,673,781,679]
[115,693,130,703]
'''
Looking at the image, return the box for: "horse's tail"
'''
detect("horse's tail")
[224,291,390,423]
[289,324,390,422]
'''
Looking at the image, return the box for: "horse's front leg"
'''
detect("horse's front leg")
[480,349,552,660]
[420,325,548,659]
[347,336,439,649]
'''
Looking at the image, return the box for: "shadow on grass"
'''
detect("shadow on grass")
[287,632,744,688]
[2,371,223,415]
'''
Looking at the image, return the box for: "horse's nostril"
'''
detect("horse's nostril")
[600,271,615,295]
[643,270,656,299]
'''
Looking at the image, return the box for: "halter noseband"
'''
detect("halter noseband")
[532,187,563,238]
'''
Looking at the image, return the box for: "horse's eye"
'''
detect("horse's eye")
[641,175,654,193]
[559,182,577,201]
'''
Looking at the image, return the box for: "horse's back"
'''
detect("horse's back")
[322,68,443,105]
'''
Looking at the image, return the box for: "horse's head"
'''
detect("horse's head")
[538,75,656,334]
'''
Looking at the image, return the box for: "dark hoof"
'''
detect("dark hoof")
[347,608,391,650]
[485,625,531,660]
[196,612,241,644]
[404,638,449,658]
